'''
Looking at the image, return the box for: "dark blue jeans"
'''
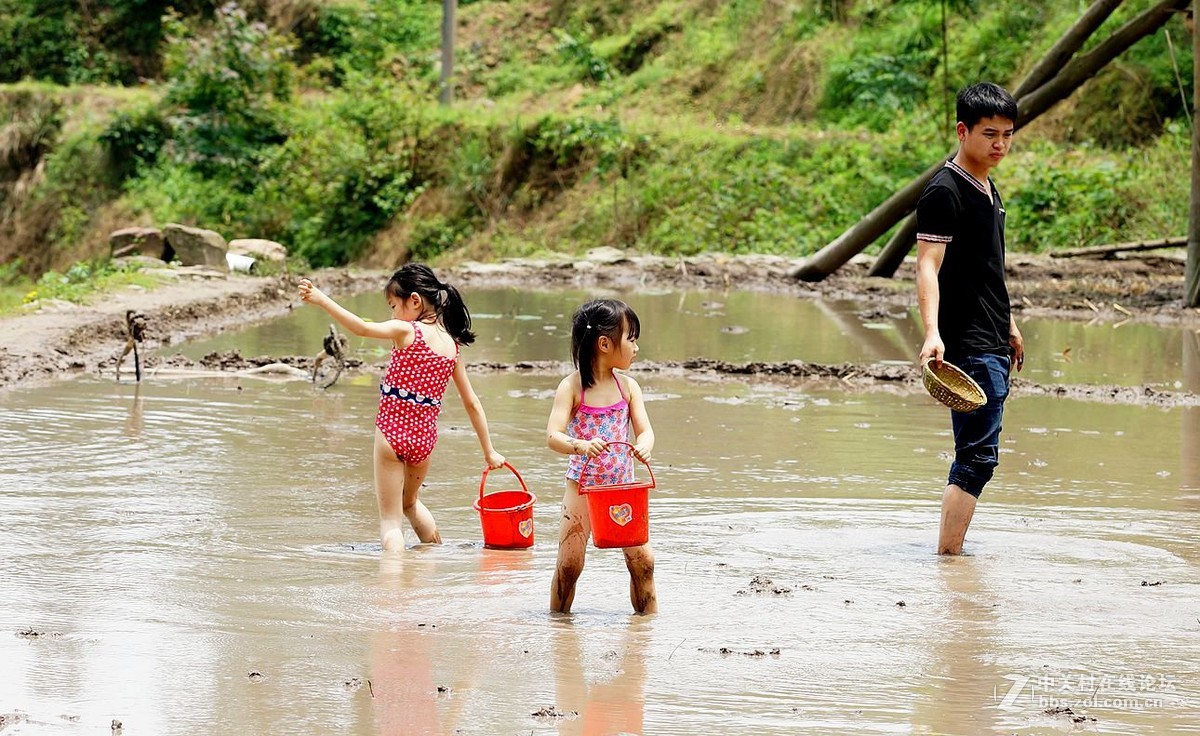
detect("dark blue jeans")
[947,352,1010,498]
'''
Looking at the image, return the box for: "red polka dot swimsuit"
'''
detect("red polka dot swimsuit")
[566,371,634,487]
[375,323,459,465]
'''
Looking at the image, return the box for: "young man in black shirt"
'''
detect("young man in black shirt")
[916,82,1026,555]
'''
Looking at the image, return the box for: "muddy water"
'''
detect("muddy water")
[3,291,1200,735]
[182,288,1200,389]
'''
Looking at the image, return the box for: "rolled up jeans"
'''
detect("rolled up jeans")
[946,352,1011,498]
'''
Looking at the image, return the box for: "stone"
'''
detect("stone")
[228,238,287,262]
[163,224,229,271]
[109,227,165,260]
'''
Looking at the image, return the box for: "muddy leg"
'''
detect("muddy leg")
[373,427,409,552]
[550,482,590,613]
[401,455,439,544]
[938,484,977,555]
[623,543,657,614]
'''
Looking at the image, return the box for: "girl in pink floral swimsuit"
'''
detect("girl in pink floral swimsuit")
[546,299,657,614]
[300,265,505,553]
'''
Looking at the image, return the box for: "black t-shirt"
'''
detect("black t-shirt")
[916,162,1011,357]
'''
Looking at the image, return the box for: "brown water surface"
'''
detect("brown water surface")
[3,290,1199,735]
[182,288,1200,388]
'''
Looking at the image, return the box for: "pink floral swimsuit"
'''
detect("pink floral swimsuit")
[375,323,458,465]
[566,372,634,487]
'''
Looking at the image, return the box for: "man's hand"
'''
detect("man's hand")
[1009,323,1025,373]
[919,335,945,367]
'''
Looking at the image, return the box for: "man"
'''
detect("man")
[916,82,1026,555]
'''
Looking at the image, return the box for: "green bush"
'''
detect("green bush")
[99,106,171,182]
[161,3,294,176]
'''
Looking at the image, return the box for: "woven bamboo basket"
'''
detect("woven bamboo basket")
[922,359,986,413]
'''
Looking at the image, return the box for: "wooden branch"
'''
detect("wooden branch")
[1049,236,1188,258]
[1013,0,1125,98]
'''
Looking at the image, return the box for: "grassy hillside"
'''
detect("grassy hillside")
[0,0,1194,297]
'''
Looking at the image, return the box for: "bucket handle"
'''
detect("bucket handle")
[579,441,655,491]
[479,462,530,500]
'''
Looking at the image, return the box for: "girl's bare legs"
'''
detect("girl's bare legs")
[373,428,407,552]
[623,544,657,614]
[401,456,440,544]
[373,427,440,550]
[550,481,591,613]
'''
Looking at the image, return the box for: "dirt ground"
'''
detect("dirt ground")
[1,250,1197,397]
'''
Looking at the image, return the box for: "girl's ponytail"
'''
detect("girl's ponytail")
[384,264,475,345]
[439,281,476,346]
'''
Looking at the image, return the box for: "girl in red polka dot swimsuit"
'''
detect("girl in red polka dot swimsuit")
[546,299,657,614]
[299,265,505,553]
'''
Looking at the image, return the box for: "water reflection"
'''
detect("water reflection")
[123,384,144,437]
[551,620,647,736]
[181,287,1200,389]
[911,557,1002,733]
[370,557,445,736]
[1182,329,1200,497]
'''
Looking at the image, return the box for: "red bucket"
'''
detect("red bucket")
[474,462,536,549]
[578,442,655,549]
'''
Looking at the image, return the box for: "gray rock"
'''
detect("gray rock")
[228,238,287,262]
[163,224,228,270]
[109,227,165,260]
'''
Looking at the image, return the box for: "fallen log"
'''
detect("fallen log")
[1050,237,1188,259]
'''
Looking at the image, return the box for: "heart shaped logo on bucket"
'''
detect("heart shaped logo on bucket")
[518,518,533,538]
[609,503,633,527]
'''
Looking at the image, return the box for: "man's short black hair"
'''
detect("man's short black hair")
[956,82,1018,130]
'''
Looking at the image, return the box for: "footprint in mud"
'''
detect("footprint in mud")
[699,647,782,658]
[15,628,62,639]
[1045,706,1096,724]
[735,575,791,596]
[531,706,578,722]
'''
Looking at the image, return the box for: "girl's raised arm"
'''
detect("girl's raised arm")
[299,278,411,342]
[450,360,505,469]
[625,375,655,462]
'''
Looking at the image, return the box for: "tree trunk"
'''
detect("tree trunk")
[794,0,1189,283]
[1187,0,1200,305]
